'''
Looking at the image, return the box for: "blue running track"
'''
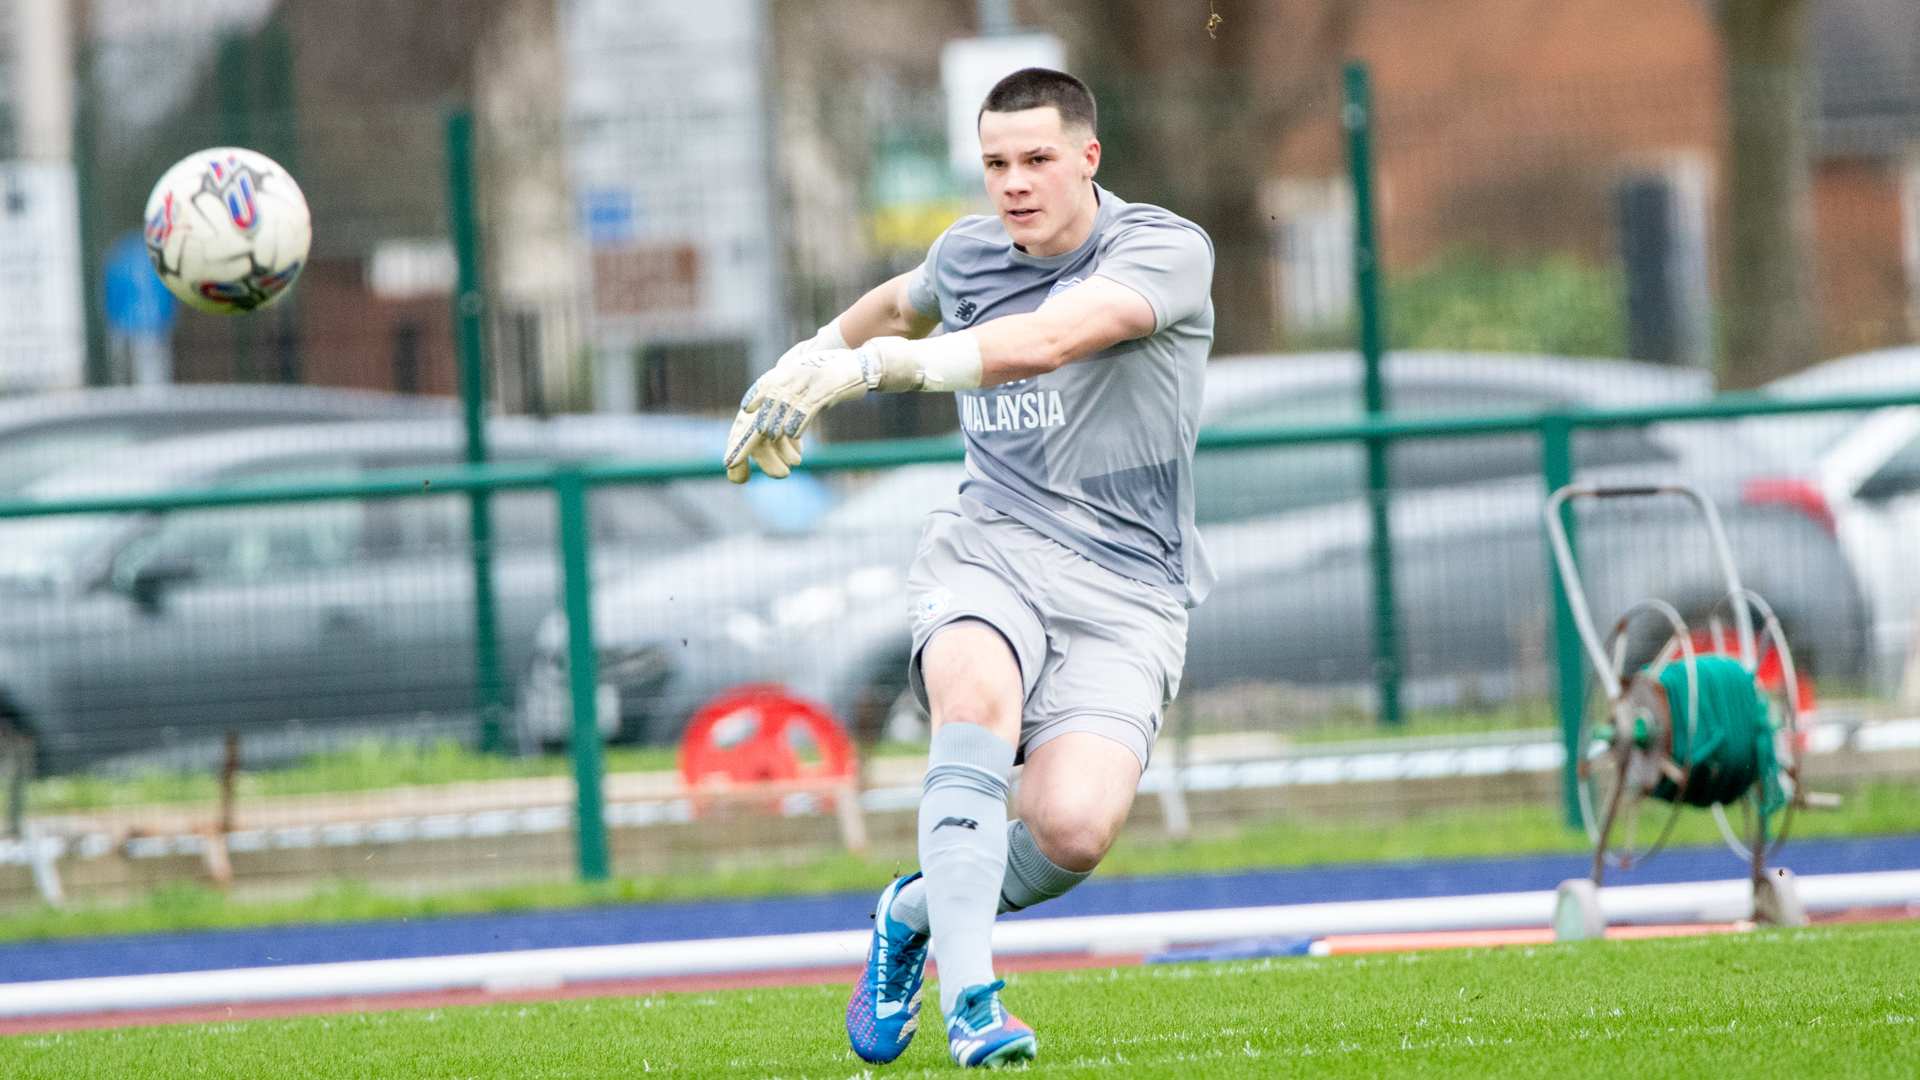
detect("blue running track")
[3,833,1914,985]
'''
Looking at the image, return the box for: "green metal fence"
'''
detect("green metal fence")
[1,385,1916,885]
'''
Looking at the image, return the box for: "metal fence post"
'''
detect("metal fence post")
[1540,415,1583,828]
[1346,62,1402,726]
[445,109,507,754]
[556,469,609,881]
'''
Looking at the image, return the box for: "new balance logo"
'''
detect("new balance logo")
[954,298,977,322]
[934,816,978,831]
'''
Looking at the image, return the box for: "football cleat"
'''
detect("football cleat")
[946,979,1037,1068]
[846,872,930,1063]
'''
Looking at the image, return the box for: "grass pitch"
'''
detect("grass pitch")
[4,921,1915,1079]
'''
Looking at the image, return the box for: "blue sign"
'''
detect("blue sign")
[104,231,177,337]
[581,188,636,245]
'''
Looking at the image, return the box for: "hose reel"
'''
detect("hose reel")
[1543,484,1835,938]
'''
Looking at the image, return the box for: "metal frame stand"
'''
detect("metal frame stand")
[1544,483,1813,936]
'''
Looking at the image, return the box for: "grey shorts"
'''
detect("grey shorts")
[907,496,1188,770]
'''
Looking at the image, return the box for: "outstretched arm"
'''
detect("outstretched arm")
[965,276,1156,387]
[839,273,1156,383]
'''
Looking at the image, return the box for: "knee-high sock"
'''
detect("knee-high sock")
[996,819,1092,912]
[918,723,1014,1017]
[893,820,1093,930]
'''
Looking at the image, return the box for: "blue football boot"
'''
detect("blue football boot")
[946,979,1037,1068]
[846,872,929,1063]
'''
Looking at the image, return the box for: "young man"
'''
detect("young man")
[725,67,1215,1068]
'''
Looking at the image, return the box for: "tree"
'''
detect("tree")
[1718,0,1819,389]
[1052,0,1361,356]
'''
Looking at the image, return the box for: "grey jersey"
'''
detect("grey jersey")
[906,185,1217,606]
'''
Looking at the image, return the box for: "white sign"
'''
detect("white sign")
[0,162,85,392]
[563,0,782,389]
[366,239,458,300]
[941,33,1068,176]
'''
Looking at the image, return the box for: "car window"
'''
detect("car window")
[111,502,363,588]
[1194,381,1672,525]
[818,464,966,535]
[357,482,712,559]
[0,411,376,497]
[0,430,141,495]
[1857,431,1920,501]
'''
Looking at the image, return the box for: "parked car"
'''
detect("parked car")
[527,352,1862,745]
[0,414,825,772]
[0,383,455,496]
[1749,346,1920,692]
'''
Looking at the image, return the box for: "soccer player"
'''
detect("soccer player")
[725,67,1215,1068]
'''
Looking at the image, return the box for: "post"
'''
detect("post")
[1346,62,1401,726]
[446,109,507,753]
[3,728,28,839]
[71,24,109,387]
[556,469,608,881]
[1541,415,1583,828]
[218,731,241,836]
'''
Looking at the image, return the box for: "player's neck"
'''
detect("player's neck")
[1017,183,1100,258]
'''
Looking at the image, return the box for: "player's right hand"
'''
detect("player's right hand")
[724,347,877,483]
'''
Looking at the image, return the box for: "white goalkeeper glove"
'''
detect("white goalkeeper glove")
[724,332,981,483]
[744,319,851,473]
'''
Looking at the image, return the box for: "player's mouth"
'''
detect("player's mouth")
[1006,207,1041,224]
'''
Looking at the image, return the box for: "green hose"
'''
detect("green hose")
[1651,655,1785,817]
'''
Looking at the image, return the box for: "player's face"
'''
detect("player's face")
[979,107,1101,257]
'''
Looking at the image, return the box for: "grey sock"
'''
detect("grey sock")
[997,819,1092,912]
[917,723,1014,1017]
[891,820,1093,931]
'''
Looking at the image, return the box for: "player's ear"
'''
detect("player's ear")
[1083,137,1101,180]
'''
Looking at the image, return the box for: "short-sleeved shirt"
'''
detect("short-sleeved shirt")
[906,184,1217,606]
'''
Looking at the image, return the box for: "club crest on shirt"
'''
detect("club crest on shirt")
[1047,276,1084,299]
[915,588,953,623]
[953,297,977,322]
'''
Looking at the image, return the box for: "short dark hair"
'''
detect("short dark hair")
[979,68,1097,137]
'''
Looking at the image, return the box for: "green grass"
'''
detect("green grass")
[4,781,1915,946]
[4,921,1916,1078]
[27,742,683,814]
[1097,781,1920,879]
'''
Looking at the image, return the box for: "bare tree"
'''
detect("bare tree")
[1719,0,1819,388]
[1050,0,1360,355]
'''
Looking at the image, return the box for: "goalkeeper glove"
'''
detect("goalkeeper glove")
[724,333,980,482]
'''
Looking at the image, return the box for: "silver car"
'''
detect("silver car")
[527,352,1865,744]
[0,414,824,772]
[0,383,453,495]
[1750,346,1920,692]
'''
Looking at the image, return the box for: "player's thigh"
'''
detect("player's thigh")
[907,502,1047,744]
[920,619,1023,744]
[1015,731,1142,871]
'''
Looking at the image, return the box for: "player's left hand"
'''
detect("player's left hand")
[724,346,877,482]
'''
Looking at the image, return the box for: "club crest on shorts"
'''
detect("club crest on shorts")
[915,588,953,623]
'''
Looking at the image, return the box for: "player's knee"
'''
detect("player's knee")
[1028,812,1117,873]
[931,703,1018,743]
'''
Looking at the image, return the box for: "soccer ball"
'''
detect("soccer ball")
[143,147,311,314]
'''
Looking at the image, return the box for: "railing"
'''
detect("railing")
[1,387,1917,882]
